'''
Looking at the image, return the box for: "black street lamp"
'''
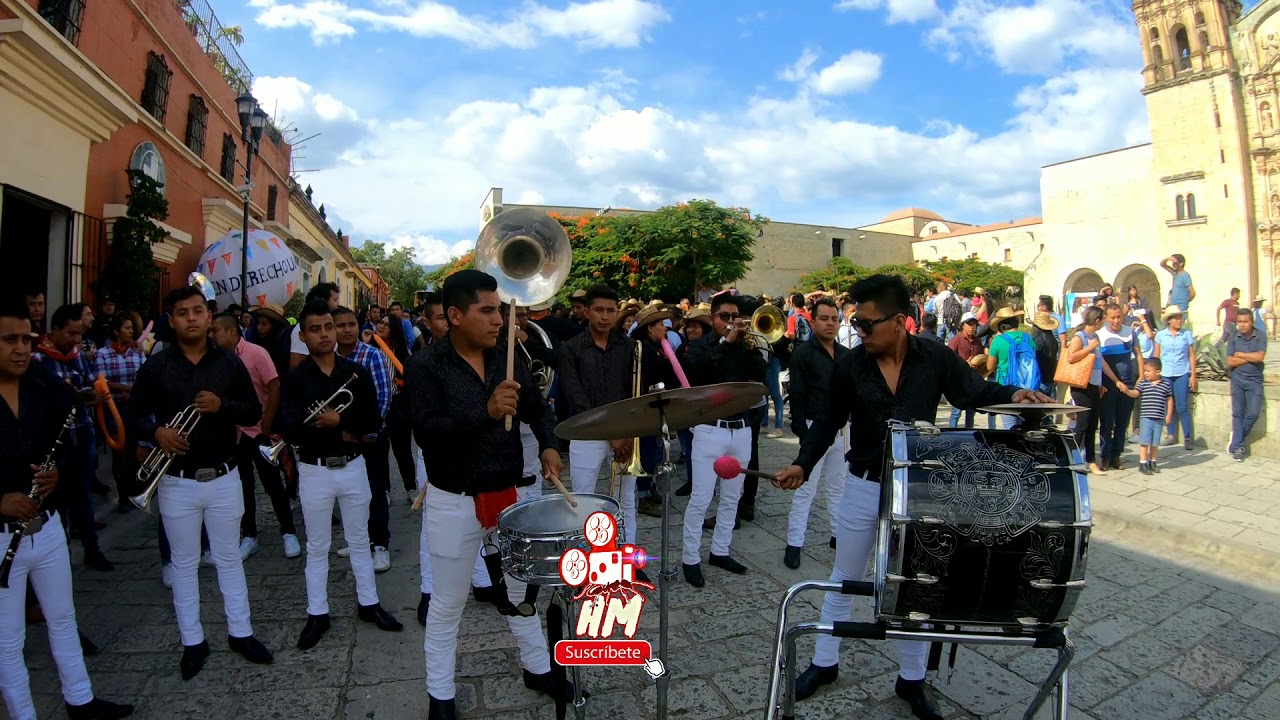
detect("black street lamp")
[235,92,268,308]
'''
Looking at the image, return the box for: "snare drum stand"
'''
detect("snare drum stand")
[549,586,588,720]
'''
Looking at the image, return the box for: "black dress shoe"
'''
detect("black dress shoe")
[358,602,403,631]
[523,669,589,701]
[79,632,99,657]
[709,554,747,574]
[228,634,273,665]
[635,568,651,584]
[427,695,458,720]
[473,585,501,605]
[179,640,210,681]
[829,536,837,550]
[737,501,756,522]
[683,563,705,588]
[674,481,692,497]
[783,546,802,569]
[794,663,838,700]
[895,676,944,720]
[417,592,431,627]
[297,614,331,650]
[66,697,134,720]
[84,552,114,572]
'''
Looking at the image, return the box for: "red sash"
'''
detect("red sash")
[475,487,517,529]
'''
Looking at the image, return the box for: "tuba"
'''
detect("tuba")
[518,320,556,398]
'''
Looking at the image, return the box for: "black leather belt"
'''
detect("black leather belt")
[0,510,53,534]
[297,452,361,469]
[172,463,236,481]
[516,474,536,488]
[714,419,748,430]
[848,464,882,484]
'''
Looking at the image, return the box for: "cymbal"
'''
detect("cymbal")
[554,382,766,441]
[979,403,1088,418]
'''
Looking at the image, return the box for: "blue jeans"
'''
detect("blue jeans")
[949,406,995,429]
[678,428,694,488]
[765,357,785,429]
[1230,376,1263,453]
[1098,381,1135,463]
[1164,373,1194,442]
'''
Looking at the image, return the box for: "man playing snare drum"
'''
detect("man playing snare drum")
[773,274,1050,720]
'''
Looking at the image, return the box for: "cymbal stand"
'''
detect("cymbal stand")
[653,401,675,720]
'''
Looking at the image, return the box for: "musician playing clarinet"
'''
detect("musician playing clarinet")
[0,296,134,720]
[406,270,566,720]
[773,275,1051,720]
[128,285,273,681]
[280,301,402,651]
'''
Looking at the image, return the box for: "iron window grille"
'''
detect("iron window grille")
[140,51,173,124]
[184,95,208,158]
[220,133,236,183]
[266,185,278,221]
[37,0,85,46]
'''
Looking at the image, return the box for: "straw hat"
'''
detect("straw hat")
[248,303,287,325]
[684,308,713,330]
[630,305,673,336]
[1161,305,1185,321]
[695,302,711,312]
[571,289,587,300]
[989,307,1025,325]
[1030,311,1060,331]
[968,353,991,376]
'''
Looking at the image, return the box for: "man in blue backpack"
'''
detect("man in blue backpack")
[985,307,1040,429]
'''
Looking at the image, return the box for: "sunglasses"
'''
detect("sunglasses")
[853,315,896,335]
[716,312,741,322]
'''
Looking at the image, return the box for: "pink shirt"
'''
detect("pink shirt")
[234,339,278,439]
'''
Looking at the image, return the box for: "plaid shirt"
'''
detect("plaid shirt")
[345,342,392,421]
[32,349,95,430]
[96,343,145,400]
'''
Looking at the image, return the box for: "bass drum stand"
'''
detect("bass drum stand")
[764,580,1075,720]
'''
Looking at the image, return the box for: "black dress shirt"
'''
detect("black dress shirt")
[406,335,557,495]
[638,336,680,392]
[795,334,1019,482]
[682,334,768,421]
[516,324,558,371]
[278,355,382,458]
[558,330,633,417]
[0,371,75,516]
[129,340,262,474]
[788,338,850,441]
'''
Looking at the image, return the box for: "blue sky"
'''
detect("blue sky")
[217,0,1156,264]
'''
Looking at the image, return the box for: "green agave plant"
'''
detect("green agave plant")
[1194,332,1228,382]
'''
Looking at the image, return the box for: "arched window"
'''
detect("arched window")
[318,266,328,285]
[1149,27,1159,42]
[1176,194,1186,220]
[1194,11,1205,28]
[1187,193,1197,218]
[1174,27,1192,70]
[1199,30,1210,50]
[1152,44,1165,78]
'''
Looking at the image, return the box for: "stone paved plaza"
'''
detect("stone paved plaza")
[10,429,1280,720]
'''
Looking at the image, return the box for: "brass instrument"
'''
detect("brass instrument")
[612,340,648,483]
[750,304,787,346]
[260,375,357,466]
[0,408,77,588]
[131,405,202,511]
[518,319,556,398]
[474,207,572,430]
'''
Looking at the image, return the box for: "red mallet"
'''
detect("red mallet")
[713,455,777,481]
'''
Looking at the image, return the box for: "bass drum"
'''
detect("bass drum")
[874,422,1091,630]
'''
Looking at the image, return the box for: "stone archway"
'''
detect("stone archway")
[1063,268,1105,296]
[1114,263,1162,311]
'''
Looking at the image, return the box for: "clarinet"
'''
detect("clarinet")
[0,408,77,589]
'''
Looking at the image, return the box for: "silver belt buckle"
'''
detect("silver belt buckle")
[194,468,218,482]
[26,514,43,534]
[324,457,348,470]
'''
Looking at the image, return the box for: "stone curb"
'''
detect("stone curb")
[1092,506,1280,586]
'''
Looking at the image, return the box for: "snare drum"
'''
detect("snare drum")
[496,493,624,586]
[875,423,1091,630]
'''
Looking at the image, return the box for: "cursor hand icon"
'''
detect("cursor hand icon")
[643,657,667,679]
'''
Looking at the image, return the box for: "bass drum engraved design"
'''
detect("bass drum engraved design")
[875,424,1091,630]
[496,493,624,586]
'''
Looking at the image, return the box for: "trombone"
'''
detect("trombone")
[131,405,202,511]
[612,339,648,489]
[259,375,357,465]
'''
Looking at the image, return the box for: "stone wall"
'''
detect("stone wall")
[1192,380,1279,457]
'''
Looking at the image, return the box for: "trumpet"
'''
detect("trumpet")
[259,375,357,465]
[131,404,202,511]
[0,407,77,588]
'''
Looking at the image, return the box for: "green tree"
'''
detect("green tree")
[102,170,169,313]
[351,241,429,306]
[797,258,872,296]
[922,259,1025,307]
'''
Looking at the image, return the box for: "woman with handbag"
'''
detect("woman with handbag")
[1060,307,1106,474]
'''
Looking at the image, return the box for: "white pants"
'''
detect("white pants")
[812,475,928,680]
[418,450,491,594]
[682,424,751,565]
[0,514,93,720]
[158,471,253,646]
[570,438,637,544]
[786,423,847,547]
[298,456,379,614]
[423,488,550,700]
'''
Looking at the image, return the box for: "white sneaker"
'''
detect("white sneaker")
[282,534,302,559]
[239,537,260,560]
[337,546,352,557]
[200,551,214,567]
[162,563,174,588]
[373,546,391,572]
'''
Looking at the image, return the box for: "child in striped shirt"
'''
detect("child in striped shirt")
[1126,358,1174,475]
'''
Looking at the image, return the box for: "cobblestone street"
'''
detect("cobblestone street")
[11,430,1280,720]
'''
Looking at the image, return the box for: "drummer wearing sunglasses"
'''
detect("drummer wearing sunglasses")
[772,274,1050,720]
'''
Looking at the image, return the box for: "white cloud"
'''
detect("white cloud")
[386,233,476,265]
[252,76,313,115]
[810,51,883,95]
[835,0,940,24]
[514,190,546,204]
[313,93,359,122]
[779,49,818,82]
[251,0,670,48]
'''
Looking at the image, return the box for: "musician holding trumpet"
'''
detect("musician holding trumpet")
[0,297,134,720]
[127,286,274,681]
[279,302,402,651]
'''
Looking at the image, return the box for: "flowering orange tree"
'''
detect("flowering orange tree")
[424,199,767,302]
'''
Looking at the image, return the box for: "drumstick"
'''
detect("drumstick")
[504,300,517,431]
[411,484,427,512]
[546,473,578,508]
